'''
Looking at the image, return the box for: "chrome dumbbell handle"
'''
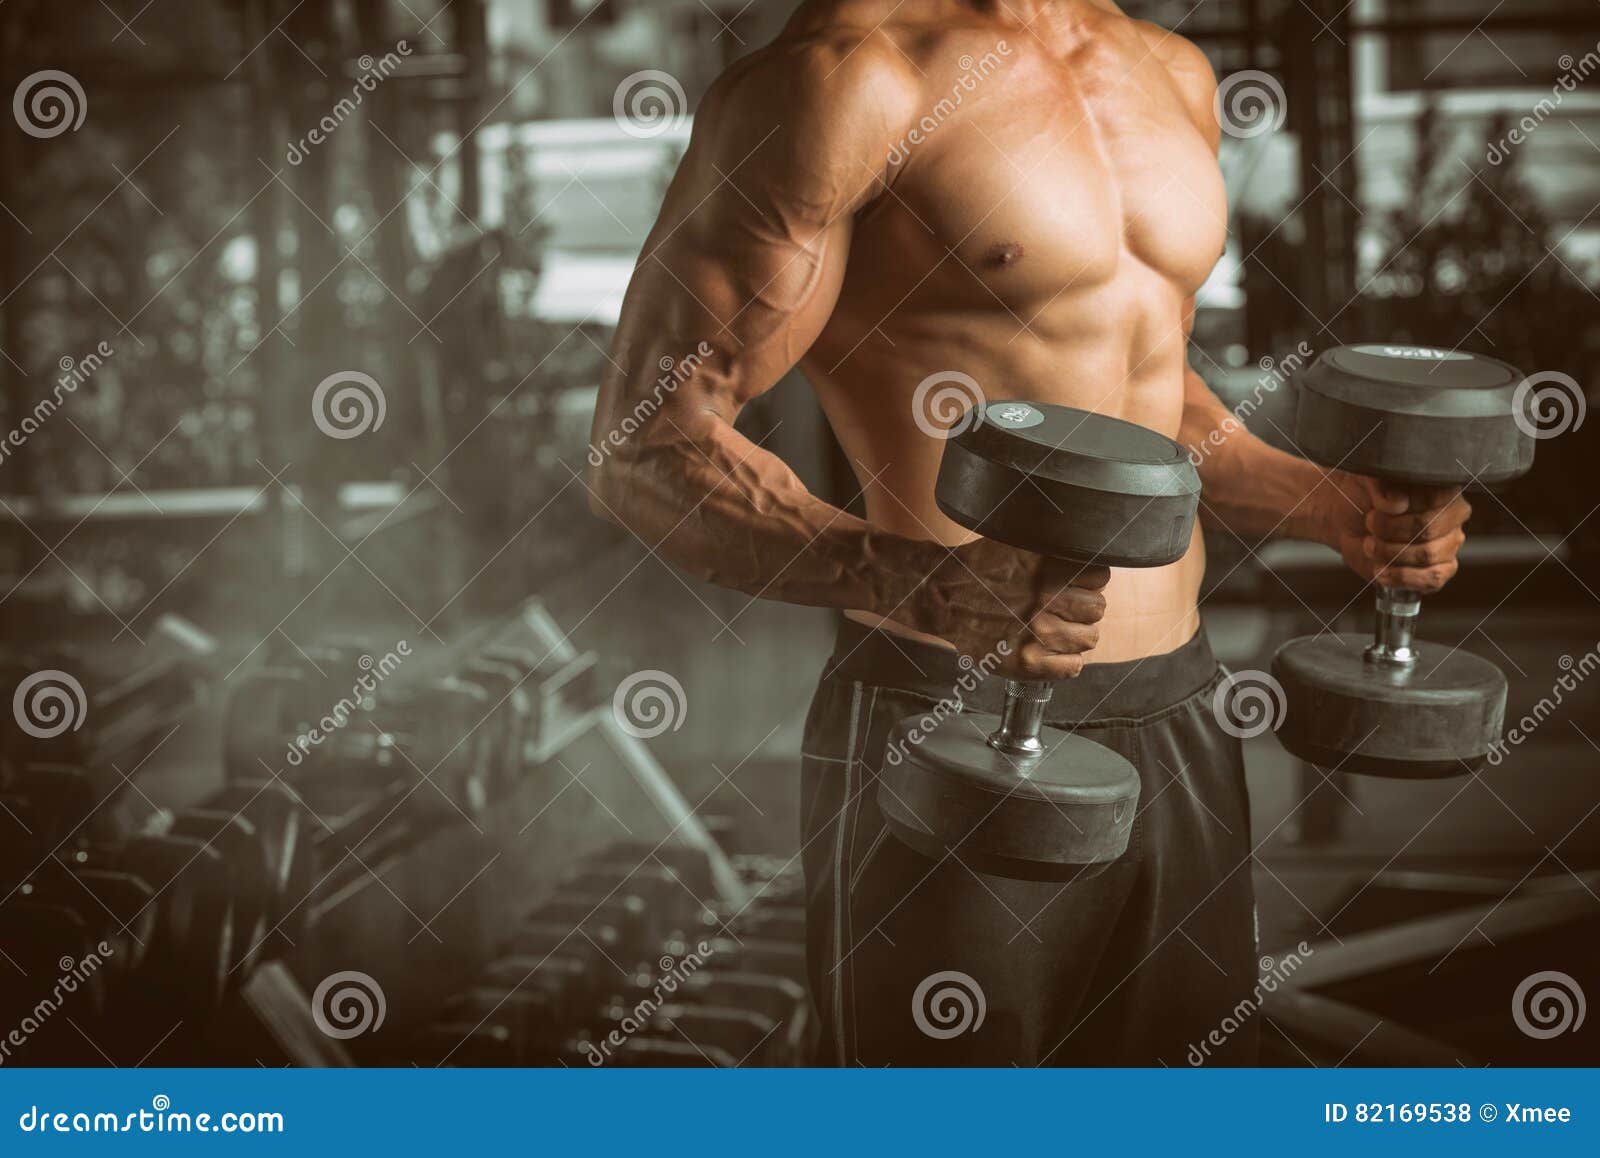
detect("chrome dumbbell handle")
[1366,586,1422,666]
[988,678,1053,757]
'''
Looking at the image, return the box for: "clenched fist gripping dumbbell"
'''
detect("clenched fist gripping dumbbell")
[1272,345,1534,777]
[877,401,1201,879]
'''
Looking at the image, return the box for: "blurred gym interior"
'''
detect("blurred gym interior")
[0,0,1597,1067]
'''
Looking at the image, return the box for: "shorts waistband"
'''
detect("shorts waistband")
[822,617,1218,725]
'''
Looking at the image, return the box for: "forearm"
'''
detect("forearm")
[1180,369,1347,548]
[593,411,943,625]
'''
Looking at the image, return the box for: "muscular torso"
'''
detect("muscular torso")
[774,3,1222,661]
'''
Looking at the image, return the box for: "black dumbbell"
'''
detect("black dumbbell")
[588,841,718,898]
[455,654,530,794]
[877,401,1199,879]
[678,969,807,1030]
[13,856,153,978]
[223,641,403,780]
[427,985,575,1064]
[0,765,125,893]
[561,862,714,931]
[0,901,117,1063]
[202,782,318,958]
[597,997,780,1066]
[679,935,805,983]
[529,890,698,971]
[1271,346,1535,776]
[317,676,496,820]
[166,809,277,980]
[472,642,598,764]
[2,615,212,776]
[728,906,805,945]
[117,834,235,1016]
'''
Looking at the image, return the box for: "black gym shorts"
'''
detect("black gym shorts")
[797,617,1258,1066]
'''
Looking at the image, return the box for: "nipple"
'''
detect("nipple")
[987,242,1026,268]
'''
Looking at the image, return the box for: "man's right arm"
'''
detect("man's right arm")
[589,37,1106,678]
[590,39,933,610]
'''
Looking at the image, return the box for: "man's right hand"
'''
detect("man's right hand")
[914,540,1111,680]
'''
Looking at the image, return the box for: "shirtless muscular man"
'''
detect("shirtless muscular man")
[590,0,1472,1065]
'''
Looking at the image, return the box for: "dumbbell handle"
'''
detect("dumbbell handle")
[1366,585,1422,665]
[988,679,1052,757]
[1366,480,1453,666]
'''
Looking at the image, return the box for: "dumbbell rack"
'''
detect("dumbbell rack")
[0,597,750,1066]
[397,845,810,1067]
[237,598,749,1065]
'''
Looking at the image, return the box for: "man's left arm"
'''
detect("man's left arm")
[1152,28,1471,592]
[1178,351,1472,592]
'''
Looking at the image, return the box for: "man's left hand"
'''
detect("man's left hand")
[1318,473,1472,592]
